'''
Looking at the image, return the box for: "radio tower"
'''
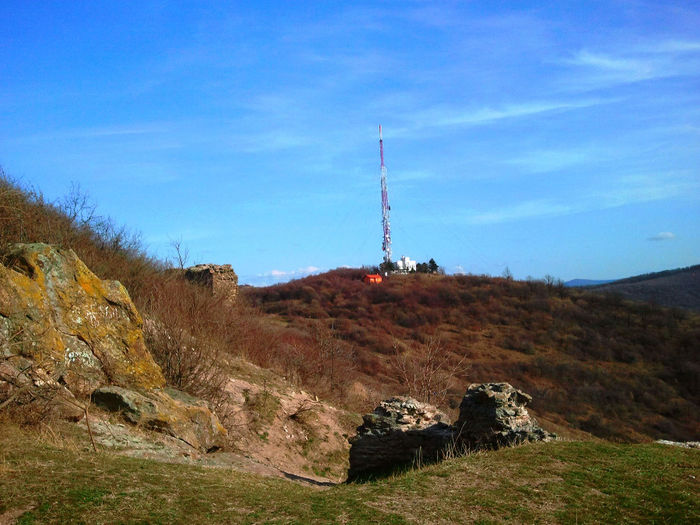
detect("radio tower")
[379,124,392,265]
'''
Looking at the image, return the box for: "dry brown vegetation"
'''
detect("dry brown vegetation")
[245,268,700,442]
[2,169,698,445]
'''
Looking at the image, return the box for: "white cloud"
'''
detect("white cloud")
[646,40,700,54]
[230,129,312,153]
[562,39,700,90]
[266,265,320,277]
[11,123,170,143]
[393,98,613,138]
[430,171,698,226]
[648,232,675,241]
[468,199,574,225]
[599,172,699,208]
[504,148,592,173]
[248,265,323,286]
[570,51,649,73]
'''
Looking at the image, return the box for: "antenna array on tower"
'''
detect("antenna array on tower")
[379,125,392,264]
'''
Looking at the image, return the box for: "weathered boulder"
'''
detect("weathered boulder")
[347,397,453,480]
[184,264,238,301]
[348,384,556,480]
[454,383,556,449]
[91,386,227,452]
[0,243,165,395]
[0,244,227,454]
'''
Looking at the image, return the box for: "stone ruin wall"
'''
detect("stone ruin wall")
[184,264,238,301]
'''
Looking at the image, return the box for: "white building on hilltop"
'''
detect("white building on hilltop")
[395,255,417,273]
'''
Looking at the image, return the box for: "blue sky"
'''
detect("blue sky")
[1,1,698,285]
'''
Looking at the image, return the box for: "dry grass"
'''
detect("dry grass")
[2,423,697,524]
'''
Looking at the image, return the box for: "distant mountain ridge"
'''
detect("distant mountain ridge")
[591,264,700,311]
[565,279,615,287]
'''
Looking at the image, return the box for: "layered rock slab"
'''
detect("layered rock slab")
[455,382,556,449]
[91,386,227,452]
[184,263,238,301]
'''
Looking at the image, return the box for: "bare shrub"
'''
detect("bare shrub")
[390,336,469,408]
[141,277,235,418]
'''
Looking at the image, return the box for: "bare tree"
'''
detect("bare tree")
[312,323,356,394]
[170,237,190,269]
[58,182,97,228]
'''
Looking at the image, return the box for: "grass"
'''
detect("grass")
[1,425,697,524]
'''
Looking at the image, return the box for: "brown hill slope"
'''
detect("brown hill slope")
[0,173,360,481]
[244,270,700,443]
[592,265,700,311]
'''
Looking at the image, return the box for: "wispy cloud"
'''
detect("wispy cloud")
[146,228,219,246]
[394,98,613,137]
[242,265,323,286]
[562,39,700,90]
[266,266,321,278]
[229,129,313,153]
[10,123,170,143]
[648,232,675,241]
[642,40,700,54]
[468,199,574,225]
[504,148,593,173]
[389,170,435,183]
[435,171,699,226]
[599,172,699,208]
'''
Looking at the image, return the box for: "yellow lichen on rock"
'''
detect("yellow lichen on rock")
[0,243,165,394]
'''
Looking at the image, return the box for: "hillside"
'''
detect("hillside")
[1,169,698,496]
[245,270,700,442]
[0,172,361,482]
[591,264,700,311]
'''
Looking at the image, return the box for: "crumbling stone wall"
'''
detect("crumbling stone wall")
[184,264,238,301]
[348,383,556,480]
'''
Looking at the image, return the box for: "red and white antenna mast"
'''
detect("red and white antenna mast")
[379,124,392,265]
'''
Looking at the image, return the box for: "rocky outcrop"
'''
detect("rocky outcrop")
[0,243,164,395]
[455,382,556,449]
[184,264,238,301]
[348,383,555,480]
[91,386,227,452]
[347,397,453,480]
[0,244,226,453]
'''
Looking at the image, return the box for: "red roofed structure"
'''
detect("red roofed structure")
[362,274,383,284]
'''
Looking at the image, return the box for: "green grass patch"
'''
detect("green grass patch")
[1,426,697,524]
